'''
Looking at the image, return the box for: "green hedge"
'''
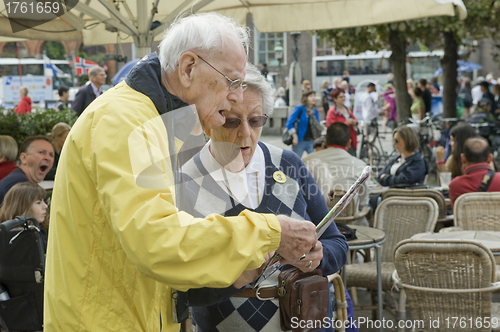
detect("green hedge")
[0,107,77,147]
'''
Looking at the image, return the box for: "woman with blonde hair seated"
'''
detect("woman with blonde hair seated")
[377,126,427,187]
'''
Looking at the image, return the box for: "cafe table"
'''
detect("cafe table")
[412,231,500,256]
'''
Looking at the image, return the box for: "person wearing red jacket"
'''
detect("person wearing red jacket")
[15,86,32,115]
[326,88,358,156]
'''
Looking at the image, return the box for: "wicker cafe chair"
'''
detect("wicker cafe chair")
[327,189,371,225]
[453,192,500,231]
[381,188,452,230]
[328,273,348,332]
[344,197,438,316]
[393,239,500,332]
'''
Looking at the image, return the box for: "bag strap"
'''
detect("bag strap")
[295,106,304,125]
[478,169,497,192]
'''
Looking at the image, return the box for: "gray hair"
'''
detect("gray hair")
[159,13,249,71]
[244,63,274,116]
[88,66,104,78]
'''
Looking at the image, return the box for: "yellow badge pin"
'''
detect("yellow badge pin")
[273,171,286,183]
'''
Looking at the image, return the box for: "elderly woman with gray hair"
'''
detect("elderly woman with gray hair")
[179,63,355,332]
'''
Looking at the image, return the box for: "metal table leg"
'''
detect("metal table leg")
[375,243,383,332]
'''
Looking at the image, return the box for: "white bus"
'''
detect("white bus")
[0,58,76,102]
[312,50,444,91]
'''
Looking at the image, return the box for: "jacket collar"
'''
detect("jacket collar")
[125,52,188,115]
[464,163,492,174]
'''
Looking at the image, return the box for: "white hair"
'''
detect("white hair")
[244,63,274,116]
[159,13,249,71]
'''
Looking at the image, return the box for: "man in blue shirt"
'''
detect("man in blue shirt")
[0,136,54,203]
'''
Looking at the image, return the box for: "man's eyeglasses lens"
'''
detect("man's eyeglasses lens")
[223,115,268,129]
[196,54,247,92]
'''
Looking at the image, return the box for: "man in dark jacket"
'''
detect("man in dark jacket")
[480,81,497,116]
[418,78,432,114]
[72,66,106,116]
[0,136,54,203]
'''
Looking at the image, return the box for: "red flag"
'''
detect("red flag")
[74,56,99,76]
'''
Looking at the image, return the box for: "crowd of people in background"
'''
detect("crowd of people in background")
[281,68,500,210]
[11,65,107,116]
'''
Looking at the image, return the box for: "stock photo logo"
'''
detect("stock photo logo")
[3,0,78,33]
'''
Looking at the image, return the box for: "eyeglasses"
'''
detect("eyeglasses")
[223,115,269,129]
[196,55,247,92]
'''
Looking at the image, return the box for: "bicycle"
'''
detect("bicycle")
[358,119,397,168]
[407,114,439,177]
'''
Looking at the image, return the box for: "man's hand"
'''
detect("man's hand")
[276,215,317,262]
[233,252,274,289]
[292,133,299,146]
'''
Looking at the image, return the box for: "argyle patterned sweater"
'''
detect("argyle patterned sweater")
[178,142,349,332]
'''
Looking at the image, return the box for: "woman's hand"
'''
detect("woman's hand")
[346,119,357,126]
[379,174,386,180]
[435,146,446,162]
[292,133,298,146]
[282,242,324,272]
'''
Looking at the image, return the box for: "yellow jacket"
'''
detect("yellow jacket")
[44,80,281,331]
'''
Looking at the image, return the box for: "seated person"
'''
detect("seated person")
[449,137,500,205]
[436,123,478,178]
[45,123,71,180]
[0,182,49,249]
[0,136,54,204]
[179,64,354,332]
[377,126,426,187]
[313,136,325,152]
[303,122,369,226]
[0,136,18,181]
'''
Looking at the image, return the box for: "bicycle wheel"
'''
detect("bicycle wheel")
[359,142,381,168]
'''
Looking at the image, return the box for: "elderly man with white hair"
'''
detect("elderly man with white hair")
[45,13,318,332]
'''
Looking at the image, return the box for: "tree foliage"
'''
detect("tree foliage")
[44,41,66,60]
[316,0,500,119]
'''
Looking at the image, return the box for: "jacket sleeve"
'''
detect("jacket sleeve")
[376,158,395,185]
[379,157,427,187]
[297,158,348,275]
[286,105,302,134]
[89,104,281,291]
[325,107,335,127]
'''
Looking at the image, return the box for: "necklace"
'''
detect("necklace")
[223,173,260,206]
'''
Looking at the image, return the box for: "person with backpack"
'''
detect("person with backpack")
[449,137,500,205]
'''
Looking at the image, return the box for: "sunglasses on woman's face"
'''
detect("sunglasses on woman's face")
[223,115,269,129]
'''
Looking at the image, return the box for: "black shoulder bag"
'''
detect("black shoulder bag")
[282,106,304,145]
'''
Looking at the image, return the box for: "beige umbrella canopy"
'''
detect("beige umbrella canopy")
[0,0,466,56]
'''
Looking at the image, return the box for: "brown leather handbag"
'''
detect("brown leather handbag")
[278,267,329,332]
